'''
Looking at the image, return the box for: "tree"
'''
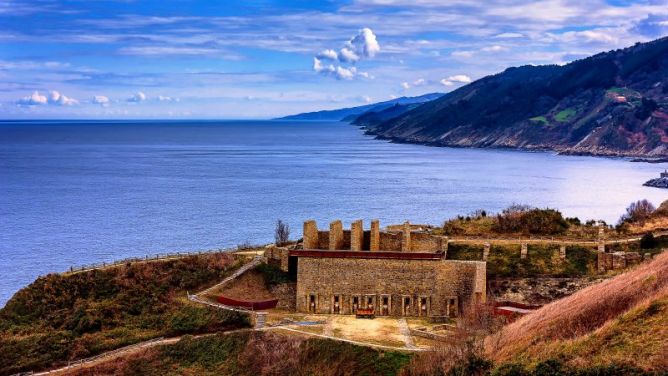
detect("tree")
[274,219,290,246]
[618,199,655,225]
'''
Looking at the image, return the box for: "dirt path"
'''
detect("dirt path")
[265,326,426,352]
[397,318,417,349]
[31,331,252,376]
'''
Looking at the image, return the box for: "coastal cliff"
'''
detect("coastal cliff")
[356,36,668,158]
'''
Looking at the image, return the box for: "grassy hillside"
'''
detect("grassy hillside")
[485,252,668,371]
[65,331,412,376]
[0,253,252,375]
[364,36,668,157]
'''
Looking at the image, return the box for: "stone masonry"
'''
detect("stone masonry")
[293,219,484,318]
[295,256,486,318]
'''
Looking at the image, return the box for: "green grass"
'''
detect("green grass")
[529,116,548,125]
[448,244,598,278]
[555,108,577,122]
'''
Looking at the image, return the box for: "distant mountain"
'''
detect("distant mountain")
[361,36,668,157]
[275,92,443,121]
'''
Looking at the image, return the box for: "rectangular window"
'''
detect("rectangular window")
[333,295,341,314]
[309,294,316,313]
[420,297,428,316]
[403,296,411,316]
[352,296,359,312]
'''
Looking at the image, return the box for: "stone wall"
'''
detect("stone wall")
[295,256,485,317]
[598,252,642,272]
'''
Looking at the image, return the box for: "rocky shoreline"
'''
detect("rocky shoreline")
[644,176,668,189]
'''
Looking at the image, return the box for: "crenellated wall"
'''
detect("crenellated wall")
[302,219,447,254]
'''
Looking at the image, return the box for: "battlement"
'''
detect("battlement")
[302,219,448,255]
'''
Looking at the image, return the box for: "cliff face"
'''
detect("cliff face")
[362,37,668,157]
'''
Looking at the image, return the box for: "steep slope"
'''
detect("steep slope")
[365,36,668,157]
[485,251,668,371]
[276,92,442,121]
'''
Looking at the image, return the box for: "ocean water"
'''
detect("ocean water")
[1,120,667,305]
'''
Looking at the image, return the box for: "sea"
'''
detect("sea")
[1,120,667,306]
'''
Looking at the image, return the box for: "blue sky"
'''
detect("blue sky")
[1,0,668,119]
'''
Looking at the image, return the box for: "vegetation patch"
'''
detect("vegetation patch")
[529,116,548,125]
[555,108,577,122]
[66,331,412,376]
[0,253,253,375]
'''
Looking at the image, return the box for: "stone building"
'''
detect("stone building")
[269,219,486,319]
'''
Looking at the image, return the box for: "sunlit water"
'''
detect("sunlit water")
[1,120,667,305]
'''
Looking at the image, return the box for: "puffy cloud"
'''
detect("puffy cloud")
[17,91,48,106]
[17,90,79,106]
[338,47,359,63]
[92,95,110,106]
[48,91,79,106]
[440,74,472,86]
[348,27,380,59]
[127,91,146,102]
[312,27,379,81]
[316,49,338,60]
[401,82,410,89]
[361,95,372,103]
[439,79,454,86]
[413,78,426,86]
[313,57,370,80]
[335,66,355,80]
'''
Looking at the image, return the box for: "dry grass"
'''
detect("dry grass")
[485,251,668,369]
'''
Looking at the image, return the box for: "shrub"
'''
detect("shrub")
[494,205,569,235]
[640,232,658,249]
[255,263,290,287]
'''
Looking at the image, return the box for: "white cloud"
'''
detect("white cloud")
[401,82,410,89]
[335,66,355,80]
[316,49,338,60]
[157,95,179,102]
[48,90,79,106]
[494,32,524,38]
[127,91,146,102]
[17,90,79,106]
[312,27,380,81]
[451,50,474,58]
[361,95,372,103]
[313,57,370,81]
[481,45,508,52]
[92,95,110,106]
[440,74,472,86]
[413,78,426,86]
[338,47,359,63]
[17,91,48,106]
[348,27,380,59]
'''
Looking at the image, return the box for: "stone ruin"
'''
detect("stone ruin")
[268,219,485,320]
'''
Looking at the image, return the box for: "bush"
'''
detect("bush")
[640,233,658,249]
[494,205,569,235]
[255,263,290,287]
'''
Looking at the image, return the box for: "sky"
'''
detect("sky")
[1,0,668,119]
